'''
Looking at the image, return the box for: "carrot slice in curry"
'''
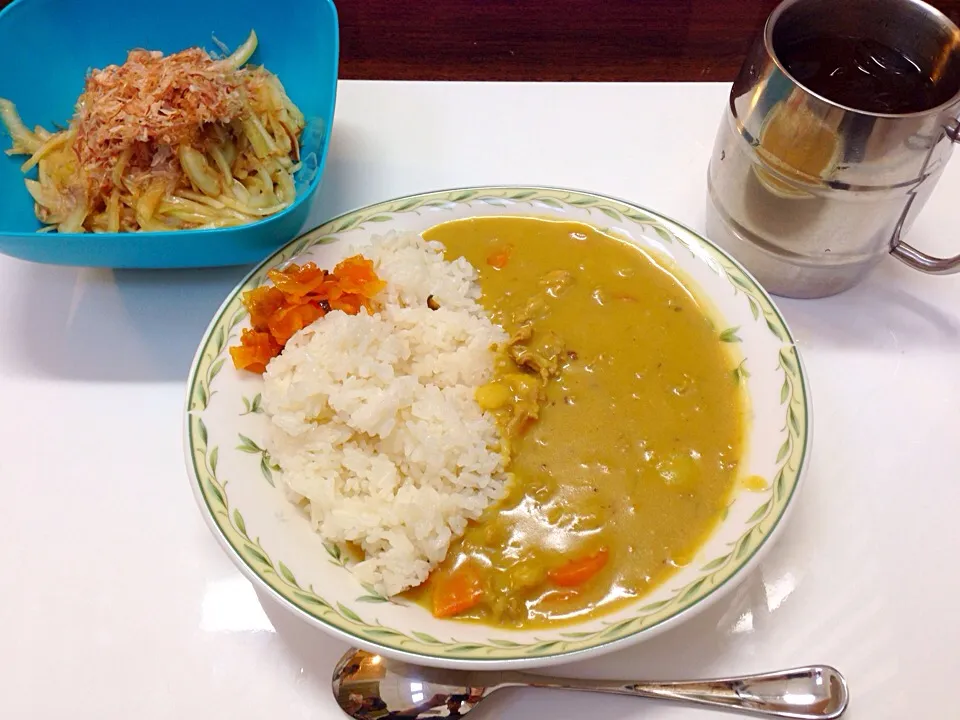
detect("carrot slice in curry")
[548,548,609,587]
[538,588,581,608]
[486,245,512,269]
[431,563,485,618]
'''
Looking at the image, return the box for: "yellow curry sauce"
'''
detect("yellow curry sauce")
[408,216,746,628]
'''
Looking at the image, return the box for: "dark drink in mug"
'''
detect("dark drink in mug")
[706,0,960,298]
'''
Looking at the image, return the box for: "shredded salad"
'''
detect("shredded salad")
[0,31,306,233]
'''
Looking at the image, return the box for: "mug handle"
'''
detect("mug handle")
[891,241,960,274]
[889,121,960,275]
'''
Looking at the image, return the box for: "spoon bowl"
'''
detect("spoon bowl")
[332,648,849,719]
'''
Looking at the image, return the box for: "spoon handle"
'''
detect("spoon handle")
[513,665,848,719]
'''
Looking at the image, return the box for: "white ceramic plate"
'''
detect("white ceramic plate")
[184,186,810,669]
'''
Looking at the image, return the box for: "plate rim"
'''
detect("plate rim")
[183,184,811,668]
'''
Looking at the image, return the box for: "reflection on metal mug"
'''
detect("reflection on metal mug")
[706,0,960,298]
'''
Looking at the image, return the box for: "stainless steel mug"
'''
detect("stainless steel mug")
[706,0,960,298]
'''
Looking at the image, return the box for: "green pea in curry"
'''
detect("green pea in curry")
[406,216,746,628]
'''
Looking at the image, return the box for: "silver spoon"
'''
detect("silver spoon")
[332,648,848,719]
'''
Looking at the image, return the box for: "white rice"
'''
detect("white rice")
[261,231,509,596]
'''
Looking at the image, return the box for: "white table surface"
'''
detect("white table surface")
[2,81,957,719]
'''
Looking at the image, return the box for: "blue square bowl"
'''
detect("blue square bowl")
[0,0,338,268]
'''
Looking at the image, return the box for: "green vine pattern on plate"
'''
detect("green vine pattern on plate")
[190,305,247,414]
[241,393,264,415]
[235,433,280,487]
[732,359,750,385]
[186,187,808,661]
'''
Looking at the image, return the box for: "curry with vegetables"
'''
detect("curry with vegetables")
[409,216,746,628]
